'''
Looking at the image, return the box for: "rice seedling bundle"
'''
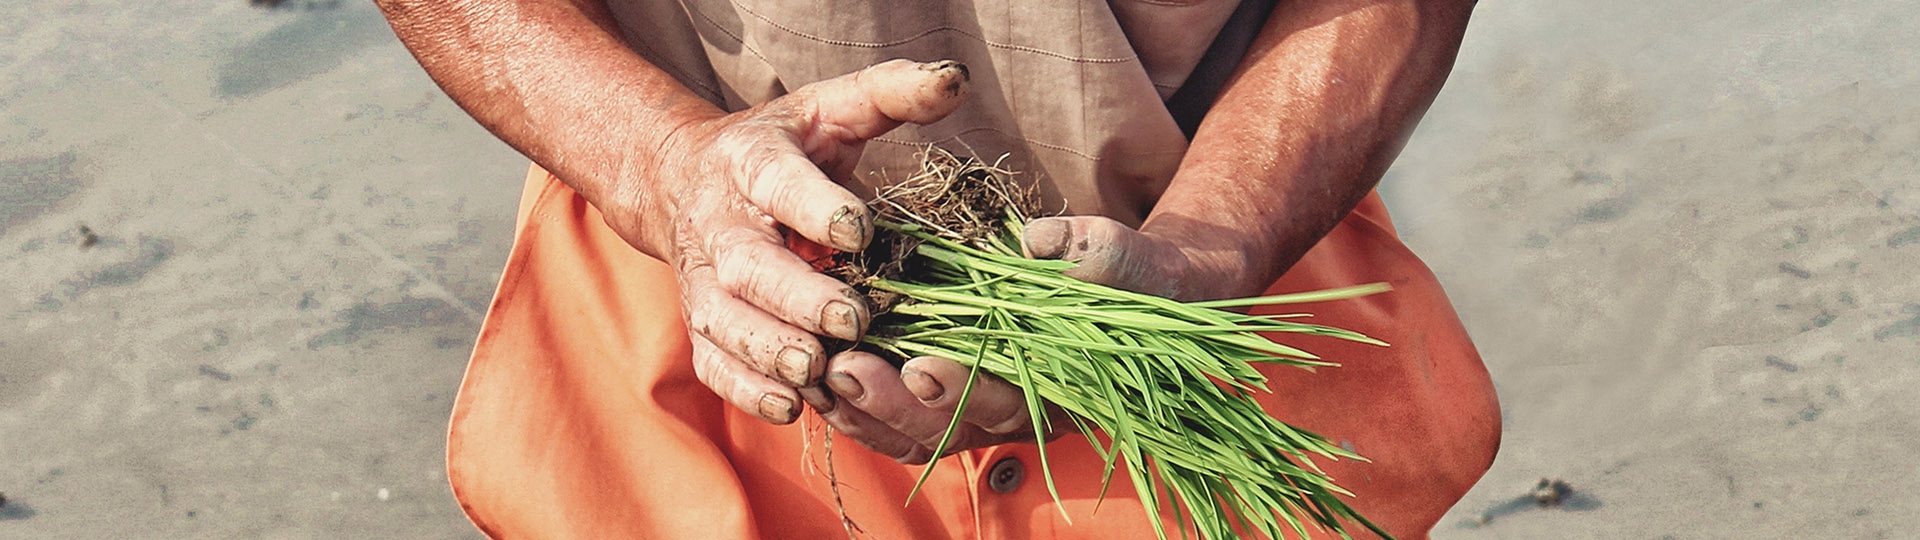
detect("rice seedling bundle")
[832,150,1394,540]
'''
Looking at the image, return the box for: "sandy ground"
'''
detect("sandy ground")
[1,1,518,538]
[1400,2,1920,538]
[1,1,1916,539]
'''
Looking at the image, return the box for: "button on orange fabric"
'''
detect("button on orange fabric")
[988,457,1025,494]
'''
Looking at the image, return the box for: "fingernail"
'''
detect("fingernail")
[758,394,797,424]
[1023,219,1069,259]
[943,61,970,81]
[933,61,970,97]
[820,300,862,341]
[778,346,815,386]
[827,206,869,251]
[799,386,835,413]
[825,372,865,400]
[901,369,945,402]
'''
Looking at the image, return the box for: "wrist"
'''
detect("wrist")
[593,108,724,262]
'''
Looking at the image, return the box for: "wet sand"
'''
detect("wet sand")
[1,1,1916,538]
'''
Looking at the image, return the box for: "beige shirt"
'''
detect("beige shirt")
[605,0,1256,226]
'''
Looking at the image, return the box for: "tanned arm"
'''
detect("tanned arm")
[836,0,1479,465]
[1020,0,1476,301]
[377,0,973,431]
[1146,0,1477,299]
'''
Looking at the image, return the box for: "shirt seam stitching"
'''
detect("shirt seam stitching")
[724,0,1140,64]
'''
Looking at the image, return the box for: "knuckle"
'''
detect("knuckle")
[750,165,813,221]
[681,292,723,336]
[706,232,777,287]
[1086,216,1129,236]
[711,124,762,157]
[726,260,778,294]
[672,239,709,274]
[711,256,759,293]
[689,343,725,388]
[729,140,787,194]
[676,187,729,221]
[1156,241,1191,276]
[721,328,760,365]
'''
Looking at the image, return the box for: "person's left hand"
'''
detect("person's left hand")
[806,215,1243,463]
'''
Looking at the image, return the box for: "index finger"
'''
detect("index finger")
[722,132,873,252]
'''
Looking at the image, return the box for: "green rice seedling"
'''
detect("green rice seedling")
[836,150,1394,540]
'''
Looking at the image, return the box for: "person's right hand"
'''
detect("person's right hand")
[595,59,972,426]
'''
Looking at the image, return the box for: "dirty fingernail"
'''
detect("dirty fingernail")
[799,386,835,413]
[758,394,797,424]
[825,372,865,400]
[901,369,945,402]
[820,300,862,341]
[778,346,816,386]
[941,60,970,81]
[827,206,869,251]
[1023,219,1069,259]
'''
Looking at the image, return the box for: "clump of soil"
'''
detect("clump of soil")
[823,147,1039,314]
[1530,478,1575,507]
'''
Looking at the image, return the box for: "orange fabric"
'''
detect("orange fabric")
[448,165,1500,540]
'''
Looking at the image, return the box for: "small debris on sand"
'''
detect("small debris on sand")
[198,364,234,382]
[1531,478,1575,507]
[78,224,99,248]
[1463,477,1596,528]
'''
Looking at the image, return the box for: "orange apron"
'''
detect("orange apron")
[446,165,1501,539]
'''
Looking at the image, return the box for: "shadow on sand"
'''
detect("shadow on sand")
[0,499,37,521]
[214,5,393,99]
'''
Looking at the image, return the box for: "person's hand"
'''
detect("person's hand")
[809,215,1238,463]
[597,59,972,425]
[1020,216,1220,301]
[803,352,1062,464]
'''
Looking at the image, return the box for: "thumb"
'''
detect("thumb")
[1022,216,1188,299]
[787,59,972,141]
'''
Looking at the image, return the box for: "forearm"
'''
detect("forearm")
[374,0,722,258]
[1143,0,1474,299]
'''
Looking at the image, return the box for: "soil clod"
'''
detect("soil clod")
[78,224,98,248]
[1530,478,1575,507]
[823,147,1037,317]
